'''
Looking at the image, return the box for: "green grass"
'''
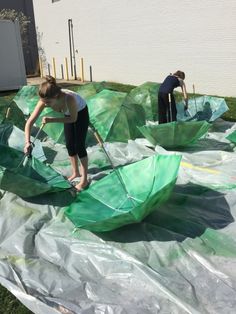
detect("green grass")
[0,80,236,313]
[0,284,33,314]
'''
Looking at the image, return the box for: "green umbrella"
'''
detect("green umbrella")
[0,96,25,130]
[0,123,46,161]
[125,82,161,121]
[0,144,71,198]
[138,121,211,148]
[64,154,181,232]
[177,96,229,122]
[226,131,236,144]
[87,89,145,143]
[70,82,105,98]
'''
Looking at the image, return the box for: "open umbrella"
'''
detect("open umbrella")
[177,96,229,122]
[0,144,71,197]
[0,96,25,130]
[64,154,181,232]
[138,121,211,148]
[0,123,45,161]
[125,82,160,121]
[87,89,145,143]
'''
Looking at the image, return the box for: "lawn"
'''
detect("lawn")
[0,80,236,313]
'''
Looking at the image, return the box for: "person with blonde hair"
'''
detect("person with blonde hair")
[158,70,188,123]
[24,75,89,191]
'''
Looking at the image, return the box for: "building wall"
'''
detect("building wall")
[0,0,39,75]
[33,0,236,96]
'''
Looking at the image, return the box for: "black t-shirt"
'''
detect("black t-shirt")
[159,75,181,93]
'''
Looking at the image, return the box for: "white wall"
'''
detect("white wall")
[33,0,236,96]
[0,20,26,91]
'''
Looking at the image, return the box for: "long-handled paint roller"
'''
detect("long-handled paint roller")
[89,124,139,207]
[168,94,173,122]
[16,123,45,169]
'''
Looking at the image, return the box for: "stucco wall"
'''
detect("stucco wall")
[33,0,236,96]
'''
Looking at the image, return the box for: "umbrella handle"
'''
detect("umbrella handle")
[5,107,11,119]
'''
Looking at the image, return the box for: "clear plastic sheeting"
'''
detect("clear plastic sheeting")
[1,121,236,313]
[177,95,229,122]
[42,139,155,179]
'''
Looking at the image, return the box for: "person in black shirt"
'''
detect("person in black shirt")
[158,70,188,124]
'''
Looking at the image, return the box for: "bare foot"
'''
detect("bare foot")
[67,172,80,181]
[75,180,89,192]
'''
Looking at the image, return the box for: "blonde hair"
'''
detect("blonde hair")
[38,75,61,99]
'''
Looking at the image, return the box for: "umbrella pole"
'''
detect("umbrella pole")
[16,123,45,169]
[89,124,137,206]
[168,93,173,122]
[193,84,198,114]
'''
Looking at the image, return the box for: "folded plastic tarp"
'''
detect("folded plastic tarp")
[0,144,71,197]
[125,81,160,121]
[64,154,181,232]
[138,121,210,148]
[177,95,229,122]
[87,89,145,143]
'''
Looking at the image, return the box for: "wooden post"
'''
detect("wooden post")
[89,65,93,82]
[80,57,84,82]
[65,57,69,81]
[52,57,56,78]
[39,57,43,78]
[61,64,64,79]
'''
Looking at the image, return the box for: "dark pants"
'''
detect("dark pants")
[158,92,177,124]
[64,106,89,158]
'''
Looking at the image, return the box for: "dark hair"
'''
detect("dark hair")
[38,75,61,99]
[173,70,185,80]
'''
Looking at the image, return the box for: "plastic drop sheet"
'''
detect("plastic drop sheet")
[1,121,236,313]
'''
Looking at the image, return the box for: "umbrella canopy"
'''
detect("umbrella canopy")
[177,95,229,122]
[0,96,25,130]
[64,154,181,232]
[138,121,211,148]
[13,84,103,144]
[87,89,145,142]
[13,85,66,144]
[0,123,45,161]
[125,82,160,121]
[70,82,105,98]
[226,131,236,144]
[0,144,71,197]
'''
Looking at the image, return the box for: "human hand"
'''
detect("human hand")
[184,99,188,111]
[42,116,51,124]
[24,142,33,155]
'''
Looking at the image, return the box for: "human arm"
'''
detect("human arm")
[180,80,188,109]
[24,99,45,153]
[42,95,78,124]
